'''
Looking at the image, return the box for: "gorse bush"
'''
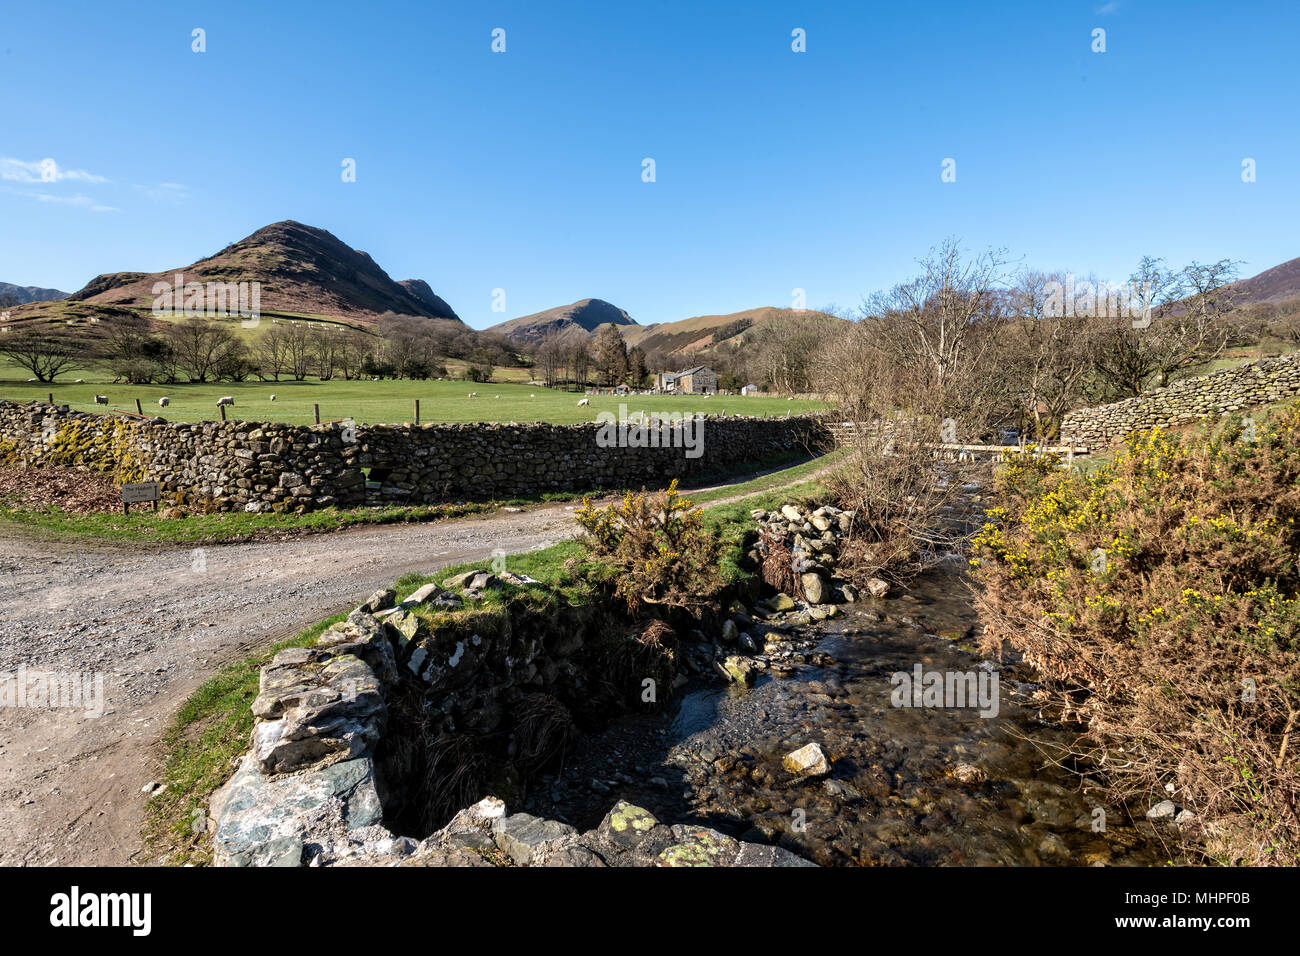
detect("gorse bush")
[972,415,1300,866]
[574,480,721,613]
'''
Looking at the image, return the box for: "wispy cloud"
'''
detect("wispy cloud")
[5,187,118,213]
[134,181,190,202]
[0,156,109,184]
[1096,2,1120,14]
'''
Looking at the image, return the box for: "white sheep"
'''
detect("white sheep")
[93,395,108,405]
[74,378,84,384]
[216,396,234,406]
[530,393,535,398]
[26,377,36,382]
[577,398,590,407]
[158,397,170,407]
[269,394,277,402]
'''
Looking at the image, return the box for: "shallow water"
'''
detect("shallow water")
[526,562,1183,866]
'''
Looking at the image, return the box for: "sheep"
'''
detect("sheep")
[158,397,170,408]
[74,378,84,384]
[93,395,108,405]
[26,377,36,382]
[467,391,478,398]
[269,394,277,402]
[577,398,590,407]
[216,396,234,406]
[530,393,535,398]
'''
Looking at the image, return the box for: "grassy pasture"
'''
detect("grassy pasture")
[0,363,824,425]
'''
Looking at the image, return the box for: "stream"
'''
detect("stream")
[524,558,1184,866]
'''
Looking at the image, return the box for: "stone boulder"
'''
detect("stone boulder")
[250,648,385,774]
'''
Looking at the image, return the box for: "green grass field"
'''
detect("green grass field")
[0,364,824,425]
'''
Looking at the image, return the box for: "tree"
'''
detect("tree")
[569,341,591,390]
[626,346,648,387]
[1089,256,1235,398]
[862,238,1010,393]
[592,324,628,385]
[0,325,86,382]
[536,331,567,388]
[256,325,292,381]
[163,318,245,382]
[1002,269,1093,439]
[99,312,167,384]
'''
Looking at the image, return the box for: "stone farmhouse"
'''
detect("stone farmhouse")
[655,366,718,394]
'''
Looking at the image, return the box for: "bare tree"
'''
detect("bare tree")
[1003,269,1093,439]
[163,318,245,382]
[1089,256,1235,398]
[0,325,87,382]
[256,325,292,381]
[863,239,1010,393]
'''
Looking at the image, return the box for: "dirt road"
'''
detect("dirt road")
[0,501,583,865]
[0,464,814,866]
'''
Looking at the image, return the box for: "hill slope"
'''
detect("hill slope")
[622,306,841,356]
[0,282,69,306]
[1231,255,1300,306]
[490,298,636,344]
[66,220,461,325]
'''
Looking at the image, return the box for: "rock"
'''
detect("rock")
[865,577,890,598]
[210,755,384,867]
[598,802,661,849]
[951,762,986,784]
[319,612,398,686]
[656,825,741,867]
[719,655,756,686]
[780,504,803,523]
[840,583,859,602]
[492,813,578,866]
[442,570,478,589]
[402,582,443,606]
[720,619,739,644]
[765,593,796,613]
[249,649,385,774]
[1146,799,1177,821]
[800,571,826,604]
[782,742,831,777]
[1174,809,1198,826]
[809,513,833,532]
[734,843,819,867]
[359,588,396,613]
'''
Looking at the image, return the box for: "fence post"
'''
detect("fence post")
[135,398,143,415]
[219,404,227,422]
[313,403,320,424]
[414,399,420,425]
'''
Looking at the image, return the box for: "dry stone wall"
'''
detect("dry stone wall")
[0,399,826,511]
[1060,353,1300,448]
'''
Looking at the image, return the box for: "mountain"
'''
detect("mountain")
[0,282,69,306]
[65,220,462,325]
[1230,255,1300,306]
[491,298,636,344]
[398,279,457,319]
[621,306,842,357]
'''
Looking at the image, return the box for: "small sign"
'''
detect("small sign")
[121,481,161,513]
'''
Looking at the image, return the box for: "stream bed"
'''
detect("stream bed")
[525,560,1184,866]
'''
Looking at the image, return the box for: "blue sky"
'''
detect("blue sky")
[2,0,1297,328]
